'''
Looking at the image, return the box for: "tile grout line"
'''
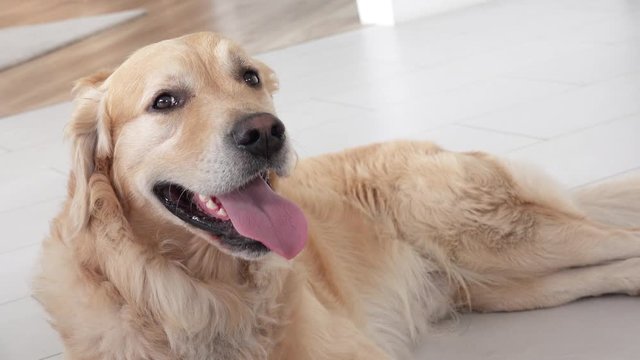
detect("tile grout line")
[445,83,583,129]
[571,167,640,190]
[502,139,549,154]
[499,74,588,87]
[313,79,581,138]
[453,123,547,141]
[0,295,31,307]
[0,241,42,256]
[455,72,640,134]
[307,97,377,112]
[508,110,640,154]
[500,66,640,89]
[49,167,68,176]
[39,352,63,360]
[0,196,65,215]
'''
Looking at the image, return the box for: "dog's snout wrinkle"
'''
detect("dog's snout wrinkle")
[231,113,285,159]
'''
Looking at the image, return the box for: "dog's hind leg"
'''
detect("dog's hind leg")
[467,257,640,312]
[449,174,640,311]
[454,171,640,275]
[449,204,640,280]
[444,174,640,311]
[521,219,640,271]
[512,175,640,272]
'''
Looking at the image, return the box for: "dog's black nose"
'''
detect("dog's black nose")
[231,113,285,159]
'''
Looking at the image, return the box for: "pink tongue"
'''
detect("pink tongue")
[217,177,308,259]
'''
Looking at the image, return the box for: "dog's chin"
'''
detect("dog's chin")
[151,176,272,260]
[194,230,271,261]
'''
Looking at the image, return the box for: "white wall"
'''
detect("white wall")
[356,0,395,25]
[357,0,489,25]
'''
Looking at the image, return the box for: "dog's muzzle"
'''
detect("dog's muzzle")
[231,112,285,160]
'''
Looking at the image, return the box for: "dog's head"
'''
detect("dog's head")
[67,32,307,260]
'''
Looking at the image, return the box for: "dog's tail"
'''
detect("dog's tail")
[573,174,640,228]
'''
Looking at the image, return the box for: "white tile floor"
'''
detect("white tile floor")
[1,0,639,358]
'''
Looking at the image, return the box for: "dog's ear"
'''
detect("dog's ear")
[66,70,113,234]
[254,60,279,95]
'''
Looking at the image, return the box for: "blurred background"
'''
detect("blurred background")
[1,0,640,359]
[0,0,361,117]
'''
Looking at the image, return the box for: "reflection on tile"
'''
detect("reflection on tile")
[419,124,540,154]
[277,99,376,133]
[317,77,575,126]
[0,170,67,212]
[0,102,71,151]
[0,297,63,360]
[0,245,39,304]
[462,72,640,138]
[0,141,70,182]
[507,115,640,187]
[0,198,63,254]
[506,42,640,85]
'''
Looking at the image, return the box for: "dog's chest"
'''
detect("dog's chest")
[361,247,453,358]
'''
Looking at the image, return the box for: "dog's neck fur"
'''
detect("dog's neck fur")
[73,172,295,359]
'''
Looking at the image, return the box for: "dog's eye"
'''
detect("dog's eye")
[243,70,260,87]
[152,93,181,110]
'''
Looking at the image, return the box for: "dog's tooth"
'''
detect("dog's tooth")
[205,199,217,210]
[217,207,227,217]
[198,194,207,202]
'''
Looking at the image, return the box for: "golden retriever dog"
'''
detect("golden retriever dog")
[33,32,640,360]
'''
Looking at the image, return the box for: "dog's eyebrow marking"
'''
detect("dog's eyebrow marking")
[214,39,233,69]
[213,38,253,77]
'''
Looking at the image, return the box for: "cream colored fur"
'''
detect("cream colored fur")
[33,33,640,360]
